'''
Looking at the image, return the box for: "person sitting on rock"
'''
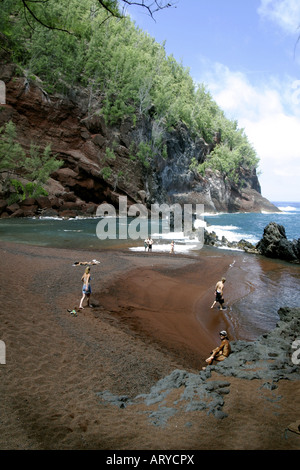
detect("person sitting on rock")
[203,330,231,368]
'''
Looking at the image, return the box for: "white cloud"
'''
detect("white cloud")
[206,64,285,120]
[199,63,300,201]
[258,0,300,35]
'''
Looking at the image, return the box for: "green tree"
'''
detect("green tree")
[0,121,62,201]
[0,120,26,191]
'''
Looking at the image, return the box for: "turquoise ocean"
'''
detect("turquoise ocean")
[0,201,299,252]
[203,201,300,246]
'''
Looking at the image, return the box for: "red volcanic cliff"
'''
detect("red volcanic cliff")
[0,62,145,218]
[0,61,278,218]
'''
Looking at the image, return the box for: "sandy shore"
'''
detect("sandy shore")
[0,241,299,451]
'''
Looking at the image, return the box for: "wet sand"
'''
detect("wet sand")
[0,241,299,451]
[97,249,236,369]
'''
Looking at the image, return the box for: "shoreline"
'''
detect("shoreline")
[0,241,299,450]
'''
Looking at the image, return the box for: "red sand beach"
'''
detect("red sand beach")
[0,241,299,450]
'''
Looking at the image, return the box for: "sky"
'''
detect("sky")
[126,0,300,203]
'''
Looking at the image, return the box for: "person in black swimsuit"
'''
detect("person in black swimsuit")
[210,277,226,310]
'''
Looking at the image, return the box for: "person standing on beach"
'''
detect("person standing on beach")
[211,277,226,310]
[79,266,92,309]
[203,330,231,368]
[148,237,153,252]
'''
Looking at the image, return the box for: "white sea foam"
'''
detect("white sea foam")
[194,219,207,229]
[129,242,199,254]
[261,210,282,214]
[34,216,63,220]
[130,223,204,253]
[278,206,299,213]
[205,224,259,244]
[216,245,244,252]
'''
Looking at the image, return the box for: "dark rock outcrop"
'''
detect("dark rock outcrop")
[256,222,300,263]
[203,222,300,264]
[211,307,300,381]
[204,229,260,254]
[153,156,278,213]
[96,307,300,425]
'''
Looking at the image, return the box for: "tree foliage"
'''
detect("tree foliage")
[0,0,259,187]
[0,121,62,201]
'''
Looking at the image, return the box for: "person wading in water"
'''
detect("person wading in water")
[211,277,226,310]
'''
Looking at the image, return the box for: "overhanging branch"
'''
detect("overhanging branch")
[19,0,177,33]
[21,0,74,33]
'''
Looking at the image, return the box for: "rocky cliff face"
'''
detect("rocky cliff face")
[149,133,275,213]
[0,62,278,218]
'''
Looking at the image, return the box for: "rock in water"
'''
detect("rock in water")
[256,222,300,263]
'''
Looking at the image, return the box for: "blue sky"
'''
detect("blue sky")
[126,0,300,202]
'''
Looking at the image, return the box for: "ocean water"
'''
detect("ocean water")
[203,201,300,246]
[221,252,300,341]
[0,201,299,252]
